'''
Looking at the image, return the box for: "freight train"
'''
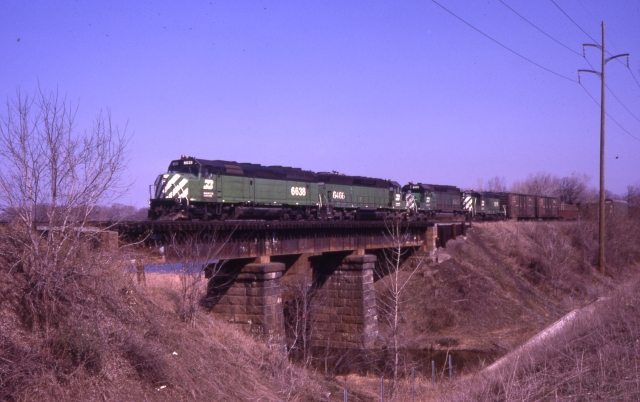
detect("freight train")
[462,191,559,221]
[148,155,560,221]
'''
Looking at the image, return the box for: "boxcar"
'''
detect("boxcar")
[499,192,536,220]
[559,203,579,220]
[536,196,559,219]
[605,199,628,218]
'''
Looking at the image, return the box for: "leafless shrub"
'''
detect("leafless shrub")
[626,183,640,209]
[282,274,320,366]
[604,213,640,270]
[164,228,237,326]
[0,88,129,334]
[374,220,426,399]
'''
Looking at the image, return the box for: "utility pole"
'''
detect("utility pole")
[578,22,629,275]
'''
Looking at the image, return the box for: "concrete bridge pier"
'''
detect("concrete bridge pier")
[207,257,285,345]
[310,251,378,349]
[415,225,437,257]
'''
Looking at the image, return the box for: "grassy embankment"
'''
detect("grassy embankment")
[362,216,640,400]
[2,216,638,401]
[0,232,374,401]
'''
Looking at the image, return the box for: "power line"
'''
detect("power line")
[583,58,640,124]
[607,84,640,125]
[626,66,640,90]
[575,0,625,58]
[552,0,639,83]
[499,0,582,58]
[550,0,599,44]
[579,83,640,142]
[500,0,640,97]
[431,0,639,143]
[572,0,640,91]
[430,0,577,83]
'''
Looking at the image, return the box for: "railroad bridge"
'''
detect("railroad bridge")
[116,220,469,348]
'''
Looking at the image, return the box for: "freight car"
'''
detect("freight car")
[499,192,536,220]
[558,203,579,220]
[462,191,506,220]
[148,156,407,221]
[498,192,559,220]
[401,183,464,220]
[536,195,559,219]
[605,199,629,217]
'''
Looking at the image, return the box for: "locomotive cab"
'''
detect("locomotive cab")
[148,156,209,220]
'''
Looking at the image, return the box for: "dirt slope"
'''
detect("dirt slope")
[381,220,639,363]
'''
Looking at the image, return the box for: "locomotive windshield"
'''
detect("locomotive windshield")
[168,160,200,175]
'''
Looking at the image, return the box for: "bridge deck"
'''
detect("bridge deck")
[105,219,468,261]
[112,219,436,234]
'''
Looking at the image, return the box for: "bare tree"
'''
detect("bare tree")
[626,183,640,208]
[486,176,508,192]
[0,88,129,334]
[556,172,590,204]
[376,220,425,399]
[511,172,557,196]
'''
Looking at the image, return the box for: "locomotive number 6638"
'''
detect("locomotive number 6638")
[291,186,306,196]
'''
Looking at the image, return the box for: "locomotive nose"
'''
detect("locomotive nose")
[161,173,190,199]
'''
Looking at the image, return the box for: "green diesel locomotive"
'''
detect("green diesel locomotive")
[402,183,465,220]
[462,191,506,220]
[149,156,407,220]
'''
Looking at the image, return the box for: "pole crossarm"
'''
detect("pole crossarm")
[583,43,601,49]
[606,53,629,66]
[578,69,601,83]
[583,43,630,67]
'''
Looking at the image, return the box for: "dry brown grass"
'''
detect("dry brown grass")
[397,218,640,353]
[0,256,352,401]
[3,215,637,401]
[440,278,640,401]
[362,216,640,401]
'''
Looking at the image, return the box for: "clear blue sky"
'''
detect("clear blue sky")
[2,0,639,207]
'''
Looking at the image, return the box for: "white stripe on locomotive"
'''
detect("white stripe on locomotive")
[170,179,189,198]
[163,174,180,196]
[463,196,473,211]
